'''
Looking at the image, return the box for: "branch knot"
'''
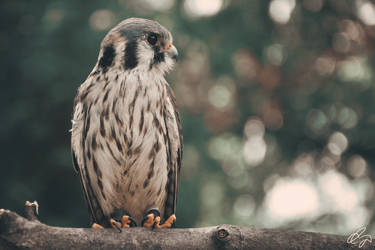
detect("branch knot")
[217,228,229,240]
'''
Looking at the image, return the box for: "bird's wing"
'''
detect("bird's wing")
[71,97,106,225]
[163,84,183,221]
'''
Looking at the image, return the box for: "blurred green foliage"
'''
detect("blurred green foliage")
[1,0,375,234]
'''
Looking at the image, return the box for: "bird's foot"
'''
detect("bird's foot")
[155,214,176,229]
[91,215,136,232]
[110,215,137,232]
[142,209,176,229]
[142,209,160,228]
[121,215,137,228]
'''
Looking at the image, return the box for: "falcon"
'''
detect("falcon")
[71,18,183,230]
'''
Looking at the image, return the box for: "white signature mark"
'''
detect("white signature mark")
[347,227,372,248]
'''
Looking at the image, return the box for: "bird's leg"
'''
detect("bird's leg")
[142,208,176,229]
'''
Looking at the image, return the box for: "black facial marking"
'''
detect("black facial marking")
[124,40,138,70]
[99,44,115,72]
[154,53,165,63]
[150,52,165,69]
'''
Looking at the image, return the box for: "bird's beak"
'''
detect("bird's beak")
[166,44,178,61]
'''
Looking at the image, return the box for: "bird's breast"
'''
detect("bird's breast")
[83,71,171,224]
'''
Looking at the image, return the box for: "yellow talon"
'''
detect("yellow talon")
[143,214,156,228]
[155,214,176,229]
[121,215,131,228]
[92,223,104,229]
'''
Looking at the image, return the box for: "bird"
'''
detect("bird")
[70,17,183,230]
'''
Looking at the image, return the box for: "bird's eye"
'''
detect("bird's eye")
[147,33,158,45]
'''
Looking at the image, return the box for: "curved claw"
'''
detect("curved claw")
[110,218,122,232]
[121,215,137,228]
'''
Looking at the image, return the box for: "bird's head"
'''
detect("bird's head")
[96,18,178,75]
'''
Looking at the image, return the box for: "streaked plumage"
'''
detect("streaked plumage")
[71,18,182,227]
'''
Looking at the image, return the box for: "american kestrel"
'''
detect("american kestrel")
[71,18,183,229]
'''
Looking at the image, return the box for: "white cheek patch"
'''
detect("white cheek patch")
[136,40,176,73]
[136,42,154,70]
[164,56,176,71]
[153,55,175,75]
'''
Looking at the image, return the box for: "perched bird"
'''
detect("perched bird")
[71,18,183,229]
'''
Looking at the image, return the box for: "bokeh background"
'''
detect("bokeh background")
[1,0,375,235]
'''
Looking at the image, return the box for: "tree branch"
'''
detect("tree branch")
[0,203,372,249]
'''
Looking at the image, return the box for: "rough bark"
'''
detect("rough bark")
[0,203,373,249]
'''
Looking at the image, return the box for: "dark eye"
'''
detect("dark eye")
[147,33,158,45]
